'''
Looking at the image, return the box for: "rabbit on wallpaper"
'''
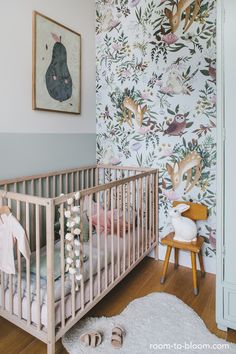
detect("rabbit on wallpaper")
[169,203,197,242]
[165,68,190,95]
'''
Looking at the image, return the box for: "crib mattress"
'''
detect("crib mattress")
[0,229,147,328]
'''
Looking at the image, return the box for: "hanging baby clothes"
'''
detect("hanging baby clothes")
[0,213,31,274]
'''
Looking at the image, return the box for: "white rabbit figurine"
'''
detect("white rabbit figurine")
[169,203,197,242]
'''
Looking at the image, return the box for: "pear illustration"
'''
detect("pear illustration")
[46,33,72,102]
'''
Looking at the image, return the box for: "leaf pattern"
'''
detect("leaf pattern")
[96,0,217,261]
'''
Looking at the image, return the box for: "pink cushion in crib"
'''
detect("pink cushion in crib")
[92,208,129,237]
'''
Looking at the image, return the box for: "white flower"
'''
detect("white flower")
[69,267,77,275]
[67,198,74,205]
[76,274,83,281]
[74,228,81,235]
[66,244,72,252]
[74,239,80,247]
[71,206,80,213]
[67,221,75,228]
[66,257,73,265]
[65,210,71,218]
[75,192,80,200]
[75,250,80,257]
[75,259,80,268]
[65,233,73,241]
[73,216,80,224]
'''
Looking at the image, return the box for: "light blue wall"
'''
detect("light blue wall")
[0,133,96,180]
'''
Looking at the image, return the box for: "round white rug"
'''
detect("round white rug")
[62,292,236,354]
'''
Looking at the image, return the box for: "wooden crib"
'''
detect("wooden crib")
[0,165,158,353]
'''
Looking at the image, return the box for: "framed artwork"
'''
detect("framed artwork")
[32,12,81,114]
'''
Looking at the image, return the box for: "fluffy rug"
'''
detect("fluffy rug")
[62,293,236,354]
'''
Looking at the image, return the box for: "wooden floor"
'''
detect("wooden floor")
[0,258,236,353]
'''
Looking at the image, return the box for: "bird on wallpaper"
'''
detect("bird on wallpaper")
[163,114,187,136]
[209,60,216,82]
[209,229,216,249]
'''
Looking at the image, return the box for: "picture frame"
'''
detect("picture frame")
[32,11,81,114]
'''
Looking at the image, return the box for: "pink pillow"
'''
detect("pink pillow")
[92,207,111,234]
[92,208,129,237]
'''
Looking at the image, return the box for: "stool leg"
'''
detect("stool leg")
[174,248,179,270]
[191,252,198,295]
[160,246,172,284]
[198,250,205,277]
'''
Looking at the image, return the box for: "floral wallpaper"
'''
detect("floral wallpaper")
[96,0,217,266]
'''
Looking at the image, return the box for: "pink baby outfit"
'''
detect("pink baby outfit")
[0,213,31,274]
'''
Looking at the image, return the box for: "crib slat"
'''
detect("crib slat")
[152,173,156,247]
[155,171,159,258]
[16,200,22,319]
[31,181,36,251]
[46,177,49,198]
[140,178,144,255]
[104,190,108,289]
[111,187,114,283]
[59,174,63,195]
[145,176,148,251]
[9,273,13,316]
[39,178,42,197]
[1,271,5,311]
[80,197,85,312]
[75,171,79,191]
[132,180,136,263]
[0,183,6,314]
[91,168,94,188]
[97,192,101,296]
[66,174,69,194]
[95,168,99,187]
[46,200,55,350]
[53,175,56,197]
[117,185,120,277]
[123,184,126,273]
[150,175,155,246]
[23,181,26,195]
[137,179,140,258]
[81,170,84,190]
[71,273,76,318]
[26,202,31,325]
[60,203,65,329]
[7,199,13,315]
[72,172,75,192]
[127,182,131,268]
[149,175,152,250]
[86,170,89,189]
[36,204,41,330]
[89,195,93,302]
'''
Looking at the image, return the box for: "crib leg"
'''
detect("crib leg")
[47,340,55,354]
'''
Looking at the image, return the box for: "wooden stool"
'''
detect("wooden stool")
[160,201,207,296]
[160,232,205,295]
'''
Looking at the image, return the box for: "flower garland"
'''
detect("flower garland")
[64,192,83,291]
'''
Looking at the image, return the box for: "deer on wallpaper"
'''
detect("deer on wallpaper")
[166,151,202,193]
[122,97,147,128]
[164,0,201,34]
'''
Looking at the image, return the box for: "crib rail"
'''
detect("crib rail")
[0,165,97,198]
